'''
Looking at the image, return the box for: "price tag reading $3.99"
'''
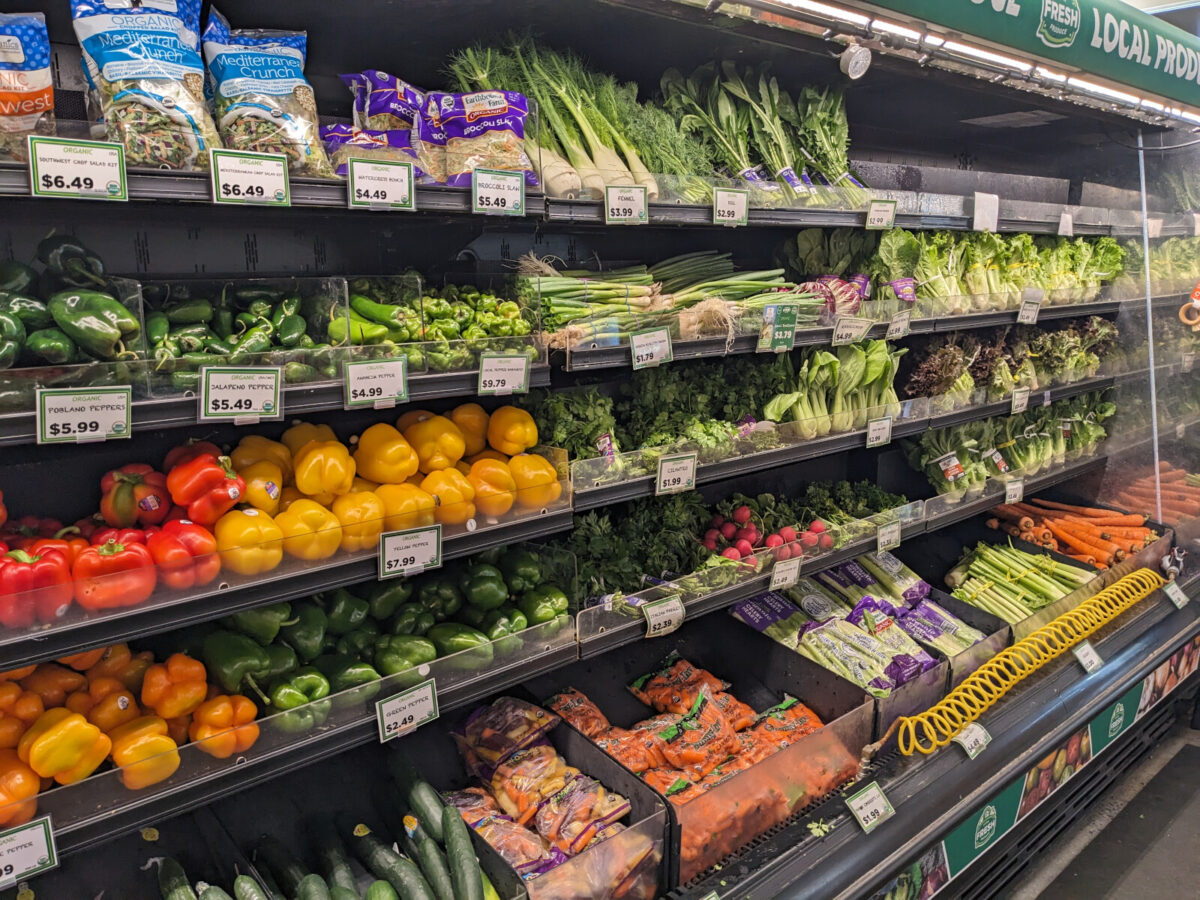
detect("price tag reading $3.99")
[378,526,442,579]
[643,594,685,638]
[376,679,438,743]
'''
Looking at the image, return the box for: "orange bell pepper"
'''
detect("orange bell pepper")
[509,453,564,509]
[164,714,191,746]
[404,416,467,474]
[140,653,207,720]
[82,677,140,733]
[450,403,490,456]
[57,648,107,672]
[109,716,180,790]
[420,469,477,525]
[487,406,538,456]
[0,748,38,826]
[395,409,434,432]
[375,484,437,531]
[0,666,35,683]
[20,663,86,708]
[467,459,517,518]
[18,708,111,784]
[0,683,42,749]
[85,644,153,693]
[189,694,259,759]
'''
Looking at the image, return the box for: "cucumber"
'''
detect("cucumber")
[232,876,272,900]
[196,885,235,900]
[441,805,484,900]
[365,883,399,900]
[295,873,333,900]
[330,888,360,900]
[314,823,358,895]
[158,858,198,900]
[255,836,310,897]
[405,780,445,843]
[401,815,454,900]
[480,870,501,900]
[386,750,422,795]
[340,817,435,900]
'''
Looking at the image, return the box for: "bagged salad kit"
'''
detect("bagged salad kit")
[0,12,54,162]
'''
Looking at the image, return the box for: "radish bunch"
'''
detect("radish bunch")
[702,504,833,564]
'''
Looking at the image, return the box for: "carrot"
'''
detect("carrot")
[1052,522,1126,560]
[991,505,1035,532]
[1097,526,1154,540]
[1027,498,1115,517]
[1065,553,1097,566]
[1064,514,1147,527]
[985,517,1000,530]
[1045,521,1115,564]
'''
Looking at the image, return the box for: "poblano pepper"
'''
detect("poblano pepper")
[0,311,25,370]
[24,328,76,365]
[48,290,140,359]
[37,234,106,289]
[0,292,51,330]
[223,602,295,645]
[322,589,370,634]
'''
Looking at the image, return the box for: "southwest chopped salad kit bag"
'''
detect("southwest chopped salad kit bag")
[0,12,54,162]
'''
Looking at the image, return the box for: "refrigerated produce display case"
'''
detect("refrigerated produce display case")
[0,1,1199,897]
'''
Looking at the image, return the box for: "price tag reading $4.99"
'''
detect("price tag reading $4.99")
[643,594,685,639]
[378,526,442,579]
[630,328,672,370]
[953,722,991,759]
[846,781,895,834]
[478,353,531,396]
[37,387,131,444]
[344,358,407,409]
[832,316,873,346]
[656,452,697,495]
[376,679,438,743]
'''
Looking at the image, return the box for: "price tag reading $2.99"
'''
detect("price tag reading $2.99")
[379,526,442,579]
[643,594,685,639]
[712,187,749,226]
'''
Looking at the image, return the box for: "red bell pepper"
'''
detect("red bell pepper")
[27,528,89,567]
[146,520,220,591]
[166,455,245,527]
[72,515,105,541]
[72,540,156,611]
[163,440,223,473]
[90,527,146,547]
[0,516,63,550]
[0,490,6,530]
[0,548,73,628]
[99,464,170,529]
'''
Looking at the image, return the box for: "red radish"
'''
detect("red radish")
[732,506,753,525]
[743,554,758,567]
[774,544,791,560]
[735,527,756,543]
[765,534,784,549]
[818,533,834,549]
[710,515,725,528]
[809,519,827,534]
[704,528,721,543]
[779,526,797,543]
[720,522,738,540]
[703,538,718,551]
[722,547,741,560]
[735,539,754,557]
[800,531,819,548]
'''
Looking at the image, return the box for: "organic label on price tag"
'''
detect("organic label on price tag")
[846,781,895,833]
[656,452,697,495]
[643,594,685,639]
[210,149,290,206]
[28,136,126,201]
[1005,479,1024,504]
[379,525,442,579]
[1057,211,1074,237]
[886,309,911,340]
[953,722,991,759]
[473,167,524,215]
[200,367,281,423]
[376,678,438,743]
[1017,298,1041,325]
[865,199,897,230]
[347,158,415,211]
[712,187,748,226]
[1011,387,1030,415]
[770,557,801,591]
[1073,640,1103,673]
[344,358,407,409]
[36,387,131,444]
[605,184,647,225]
[757,303,798,353]
[630,328,672,369]
[1164,580,1190,609]
[866,416,892,449]
[0,816,56,888]
[876,519,901,553]
[477,353,530,396]
[832,316,873,346]
[973,191,999,233]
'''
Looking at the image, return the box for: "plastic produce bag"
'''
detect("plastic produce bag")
[629,652,728,714]
[747,696,825,747]
[341,69,424,131]
[593,727,653,775]
[443,787,500,826]
[489,742,578,825]
[653,687,739,780]
[320,124,429,179]
[0,13,54,161]
[534,775,630,856]
[473,815,567,879]
[546,687,610,739]
[453,696,560,778]
[436,90,537,188]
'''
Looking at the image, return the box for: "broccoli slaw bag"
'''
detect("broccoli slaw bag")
[437,90,537,188]
[340,69,424,131]
[0,13,54,162]
[202,7,333,177]
[70,0,220,170]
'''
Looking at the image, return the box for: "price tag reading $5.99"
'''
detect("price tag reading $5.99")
[643,594,685,638]
[378,526,442,579]
[376,679,438,743]
[37,387,131,444]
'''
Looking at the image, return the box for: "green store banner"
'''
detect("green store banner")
[858,1,1200,108]
[942,777,1024,876]
[1087,681,1145,756]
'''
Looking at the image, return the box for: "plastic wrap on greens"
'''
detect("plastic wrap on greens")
[202,7,333,178]
[321,124,429,180]
[71,0,220,170]
[0,13,54,162]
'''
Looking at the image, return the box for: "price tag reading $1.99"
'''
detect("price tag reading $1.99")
[846,781,895,833]
[1164,580,1190,609]
[656,452,697,495]
[376,679,438,743]
[643,594,685,638]
[379,526,442,579]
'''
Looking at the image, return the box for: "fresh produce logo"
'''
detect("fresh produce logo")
[974,804,998,850]
[1037,0,1081,49]
[1109,702,1125,738]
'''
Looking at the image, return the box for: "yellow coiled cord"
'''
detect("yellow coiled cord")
[896,568,1165,756]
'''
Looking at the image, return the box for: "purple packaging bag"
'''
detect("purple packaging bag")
[434,89,538,188]
[320,124,429,180]
[340,69,424,130]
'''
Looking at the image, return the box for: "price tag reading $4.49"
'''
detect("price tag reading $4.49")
[379,526,442,579]
[643,594,685,638]
[953,722,991,759]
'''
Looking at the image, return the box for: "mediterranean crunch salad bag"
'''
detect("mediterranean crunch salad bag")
[70,0,220,170]
[202,7,334,178]
[0,13,54,162]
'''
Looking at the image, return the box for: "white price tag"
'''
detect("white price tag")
[866,416,893,449]
[477,353,531,396]
[210,149,290,206]
[605,184,648,225]
[712,187,749,226]
[643,594,685,638]
[345,358,408,409]
[1017,298,1041,325]
[1147,217,1163,239]
[832,316,873,346]
[953,723,991,759]
[656,452,697,495]
[885,309,911,340]
[865,199,897,230]
[630,328,672,370]
[472,168,524,215]
[199,367,281,423]
[1011,387,1030,415]
[1164,580,1190,609]
[376,678,438,743]
[1192,213,1200,237]
[1073,640,1103,673]
[28,136,126,201]
[0,817,56,888]
[379,526,442,579]
[973,191,999,233]
[876,519,901,553]
[1005,479,1024,504]
[1042,390,1052,408]
[1182,351,1195,373]
[348,158,415,210]
[846,781,895,833]
[1057,211,1074,237]
[770,557,801,591]
[36,387,131,444]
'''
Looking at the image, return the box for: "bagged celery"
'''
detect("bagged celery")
[784,577,853,622]
[730,591,811,649]
[846,596,938,680]
[340,69,424,131]
[0,13,54,162]
[70,0,220,170]
[798,619,894,698]
[202,7,333,177]
[859,550,931,605]
[897,599,987,658]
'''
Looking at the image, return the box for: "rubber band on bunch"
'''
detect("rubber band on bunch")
[896,568,1165,756]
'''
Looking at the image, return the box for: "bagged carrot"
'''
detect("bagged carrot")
[546,687,610,738]
[534,775,631,856]
[629,652,728,714]
[489,742,578,824]
[653,686,739,780]
[453,696,560,778]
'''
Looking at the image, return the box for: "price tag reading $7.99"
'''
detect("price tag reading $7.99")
[846,781,895,834]
[953,722,991,759]
[643,594,685,638]
[378,526,442,579]
[376,679,438,743]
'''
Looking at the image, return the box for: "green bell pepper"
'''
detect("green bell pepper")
[481,606,527,656]
[373,635,438,677]
[202,630,271,695]
[273,700,330,733]
[0,310,24,370]
[0,292,51,331]
[261,643,299,681]
[388,603,436,636]
[455,604,488,629]
[280,601,328,662]
[416,578,463,621]
[0,262,38,296]
[518,586,570,626]
[460,564,509,610]
[368,580,413,621]
[323,589,370,635]
[425,623,494,669]
[336,620,381,659]
[223,603,294,645]
[499,549,541,594]
[314,653,382,694]
[268,666,331,733]
[48,290,140,360]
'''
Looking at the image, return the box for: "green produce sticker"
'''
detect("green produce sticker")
[379,525,442,579]
[377,678,438,743]
[28,136,127,201]
[0,816,57,888]
[345,358,408,409]
[210,148,291,206]
[757,303,798,353]
[473,167,524,215]
[200,367,282,422]
[347,158,415,210]
[37,387,132,444]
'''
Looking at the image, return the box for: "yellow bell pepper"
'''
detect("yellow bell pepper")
[395,409,434,432]
[274,499,343,561]
[17,708,111,785]
[509,453,563,509]
[237,460,284,515]
[352,476,379,492]
[404,416,467,474]
[487,406,538,456]
[281,421,337,457]
[332,491,385,552]
[375,484,437,531]
[406,472,426,487]
[294,440,356,496]
[230,435,293,486]
[278,486,304,513]
[214,508,284,575]
[109,716,180,790]
[467,449,510,465]
[421,469,476,525]
[468,459,517,518]
[354,423,420,484]
[450,403,490,456]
